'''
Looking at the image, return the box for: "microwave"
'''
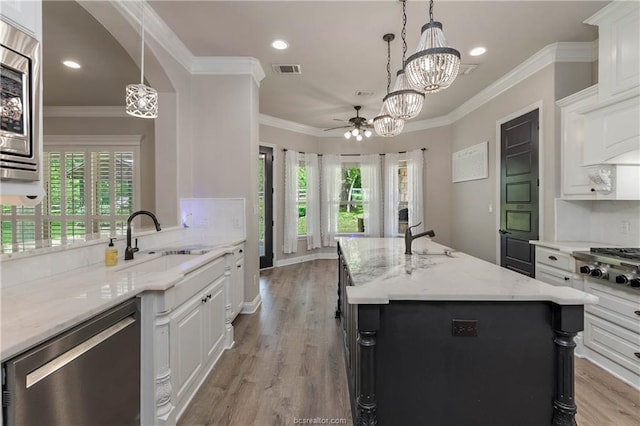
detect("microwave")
[0,19,40,181]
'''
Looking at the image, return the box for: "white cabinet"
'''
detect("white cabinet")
[169,258,226,419]
[586,1,640,99]
[230,244,245,320]
[0,0,41,39]
[558,86,599,199]
[559,86,640,200]
[535,247,573,286]
[582,279,640,389]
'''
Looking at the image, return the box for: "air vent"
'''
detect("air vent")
[458,64,478,76]
[272,64,302,74]
[355,90,375,97]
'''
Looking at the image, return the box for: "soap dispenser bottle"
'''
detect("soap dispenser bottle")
[105,238,118,266]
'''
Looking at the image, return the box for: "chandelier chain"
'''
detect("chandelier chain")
[140,0,145,84]
[429,0,434,23]
[386,37,391,94]
[401,0,407,65]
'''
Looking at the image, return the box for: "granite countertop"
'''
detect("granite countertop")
[340,237,599,306]
[0,238,245,361]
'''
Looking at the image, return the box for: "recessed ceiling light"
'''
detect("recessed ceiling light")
[271,40,289,50]
[469,47,487,57]
[62,60,81,69]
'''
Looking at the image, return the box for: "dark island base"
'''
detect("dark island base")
[341,300,582,426]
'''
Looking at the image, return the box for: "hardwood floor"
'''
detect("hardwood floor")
[179,259,639,426]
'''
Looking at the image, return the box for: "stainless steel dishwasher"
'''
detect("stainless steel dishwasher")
[2,298,140,425]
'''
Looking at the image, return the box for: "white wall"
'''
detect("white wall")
[450,62,594,263]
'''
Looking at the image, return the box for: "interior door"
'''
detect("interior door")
[259,146,274,269]
[500,109,539,277]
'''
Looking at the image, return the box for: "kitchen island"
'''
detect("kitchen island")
[336,237,598,426]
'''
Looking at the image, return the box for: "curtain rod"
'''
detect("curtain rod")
[282,148,426,155]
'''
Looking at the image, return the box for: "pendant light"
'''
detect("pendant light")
[126,1,158,118]
[404,0,460,93]
[383,0,424,120]
[374,33,404,138]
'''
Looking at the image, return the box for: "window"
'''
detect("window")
[1,138,139,253]
[338,164,363,234]
[297,159,307,235]
[398,160,408,234]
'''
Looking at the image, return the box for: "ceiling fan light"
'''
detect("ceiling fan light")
[405,20,461,93]
[356,134,363,142]
[364,129,372,138]
[383,70,425,119]
[352,128,360,137]
[344,131,352,139]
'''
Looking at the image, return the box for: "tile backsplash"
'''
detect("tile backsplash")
[556,199,640,246]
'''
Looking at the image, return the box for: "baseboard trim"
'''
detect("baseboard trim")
[275,252,338,267]
[240,293,262,314]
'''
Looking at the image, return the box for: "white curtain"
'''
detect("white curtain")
[384,153,400,237]
[360,154,382,237]
[283,150,299,254]
[321,154,341,247]
[305,153,322,250]
[407,149,425,233]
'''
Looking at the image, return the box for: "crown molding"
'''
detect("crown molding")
[44,135,142,146]
[448,41,595,123]
[259,114,321,137]
[44,106,129,118]
[404,115,453,133]
[192,57,266,87]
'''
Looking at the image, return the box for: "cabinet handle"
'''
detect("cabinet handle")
[237,265,242,269]
[239,249,243,253]
[202,297,207,303]
[635,311,640,317]
[548,255,558,261]
[564,277,570,281]
[590,188,595,192]
[635,352,640,360]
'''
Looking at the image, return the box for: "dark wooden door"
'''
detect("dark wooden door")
[500,109,539,277]
[259,146,274,269]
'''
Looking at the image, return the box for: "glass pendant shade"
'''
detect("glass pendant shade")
[383,70,425,119]
[344,131,352,139]
[126,83,158,118]
[373,104,404,137]
[405,21,461,93]
[364,129,372,138]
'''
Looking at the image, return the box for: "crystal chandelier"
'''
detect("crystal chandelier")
[404,0,461,94]
[126,1,158,118]
[383,0,424,120]
[374,33,404,137]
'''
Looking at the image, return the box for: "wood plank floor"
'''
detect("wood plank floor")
[179,259,639,426]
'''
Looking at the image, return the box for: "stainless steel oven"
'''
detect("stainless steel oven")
[0,20,40,181]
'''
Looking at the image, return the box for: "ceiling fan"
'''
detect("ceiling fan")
[324,106,373,140]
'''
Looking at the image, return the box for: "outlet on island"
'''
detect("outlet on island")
[452,319,479,337]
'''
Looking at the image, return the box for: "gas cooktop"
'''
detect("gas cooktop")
[590,247,640,261]
[573,247,640,290]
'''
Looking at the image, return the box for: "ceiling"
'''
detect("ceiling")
[42,0,608,129]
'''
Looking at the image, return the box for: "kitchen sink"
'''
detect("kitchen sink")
[116,253,202,273]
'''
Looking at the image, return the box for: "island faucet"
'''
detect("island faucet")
[404,222,435,255]
[125,210,162,260]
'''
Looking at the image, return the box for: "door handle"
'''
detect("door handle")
[498,229,511,235]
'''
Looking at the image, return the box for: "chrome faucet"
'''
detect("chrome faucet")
[125,210,162,260]
[404,222,435,255]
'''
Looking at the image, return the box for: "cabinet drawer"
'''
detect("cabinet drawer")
[536,264,572,287]
[536,247,572,271]
[584,313,640,377]
[584,279,640,332]
[233,244,244,261]
[173,257,226,307]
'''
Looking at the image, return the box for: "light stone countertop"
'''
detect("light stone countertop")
[529,240,620,254]
[340,237,599,306]
[0,238,245,361]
